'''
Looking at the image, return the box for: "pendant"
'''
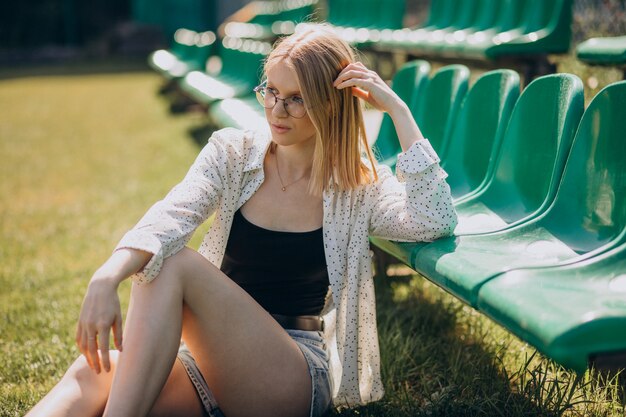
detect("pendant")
[282,187,286,191]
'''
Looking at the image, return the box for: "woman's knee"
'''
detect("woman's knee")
[65,352,118,389]
[159,248,201,281]
[159,248,220,291]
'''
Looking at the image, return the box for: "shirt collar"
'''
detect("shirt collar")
[243,130,272,172]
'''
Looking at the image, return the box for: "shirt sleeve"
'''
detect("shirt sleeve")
[368,139,457,242]
[114,131,231,284]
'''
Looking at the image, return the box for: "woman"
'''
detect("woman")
[27,27,456,417]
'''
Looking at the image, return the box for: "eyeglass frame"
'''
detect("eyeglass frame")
[253,81,309,119]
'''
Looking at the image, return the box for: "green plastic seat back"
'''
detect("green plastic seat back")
[461,0,524,47]
[161,0,218,38]
[355,0,376,27]
[469,0,503,32]
[441,69,520,199]
[538,81,626,253]
[279,1,317,22]
[374,60,431,162]
[171,28,195,53]
[447,0,480,31]
[187,32,217,69]
[421,0,453,30]
[247,1,281,25]
[218,38,270,88]
[512,0,571,36]
[431,0,462,30]
[520,0,568,34]
[413,64,470,156]
[514,0,546,33]
[376,0,405,30]
[473,74,584,223]
[327,0,352,26]
[492,0,527,32]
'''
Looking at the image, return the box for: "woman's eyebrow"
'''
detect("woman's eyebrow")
[266,83,301,96]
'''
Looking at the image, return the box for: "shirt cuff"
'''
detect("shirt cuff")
[114,232,163,285]
[395,139,441,175]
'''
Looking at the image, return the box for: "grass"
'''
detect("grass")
[0,64,624,416]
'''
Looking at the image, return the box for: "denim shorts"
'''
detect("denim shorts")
[176,329,332,417]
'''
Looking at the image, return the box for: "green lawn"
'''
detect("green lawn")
[0,65,623,416]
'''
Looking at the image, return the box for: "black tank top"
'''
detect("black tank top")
[220,209,330,316]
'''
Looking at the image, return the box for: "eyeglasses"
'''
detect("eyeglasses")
[253,81,308,119]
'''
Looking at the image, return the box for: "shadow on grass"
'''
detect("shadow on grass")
[329,265,564,417]
[188,122,219,148]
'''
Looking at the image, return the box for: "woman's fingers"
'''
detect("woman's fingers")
[334,66,373,87]
[350,86,370,100]
[87,332,101,373]
[334,62,400,113]
[98,327,111,372]
[113,314,124,352]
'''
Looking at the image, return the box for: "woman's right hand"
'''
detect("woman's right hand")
[76,276,124,374]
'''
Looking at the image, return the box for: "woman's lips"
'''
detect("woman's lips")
[271,123,290,134]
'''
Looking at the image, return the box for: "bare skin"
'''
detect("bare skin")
[25,59,423,417]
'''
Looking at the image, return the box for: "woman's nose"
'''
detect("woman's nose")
[272,99,289,117]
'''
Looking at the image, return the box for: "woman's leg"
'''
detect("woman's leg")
[104,247,313,417]
[25,351,206,417]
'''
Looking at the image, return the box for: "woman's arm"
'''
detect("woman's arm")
[334,62,457,241]
[334,61,425,151]
[76,248,152,374]
[75,129,238,375]
[115,129,234,285]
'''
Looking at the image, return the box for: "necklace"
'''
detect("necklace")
[274,149,309,191]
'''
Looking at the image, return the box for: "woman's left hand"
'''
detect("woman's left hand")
[333,62,404,115]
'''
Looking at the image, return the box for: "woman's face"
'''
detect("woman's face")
[264,61,317,148]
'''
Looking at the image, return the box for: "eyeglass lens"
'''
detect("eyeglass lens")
[255,86,306,118]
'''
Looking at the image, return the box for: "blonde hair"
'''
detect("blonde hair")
[263,26,378,195]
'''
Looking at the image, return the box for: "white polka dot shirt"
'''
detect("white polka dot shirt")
[115,127,457,407]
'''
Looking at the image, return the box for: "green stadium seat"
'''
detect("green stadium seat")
[160,0,218,40]
[435,0,503,55]
[379,64,469,170]
[576,36,626,66]
[373,60,431,165]
[377,0,460,47]
[179,37,271,105]
[455,0,527,56]
[223,0,319,40]
[322,0,406,44]
[209,95,269,132]
[477,240,626,373]
[376,0,572,64]
[480,0,573,58]
[417,0,481,51]
[411,79,626,307]
[370,72,580,275]
[449,73,583,234]
[440,69,520,200]
[149,28,217,79]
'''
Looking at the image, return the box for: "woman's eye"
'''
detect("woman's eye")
[291,96,304,105]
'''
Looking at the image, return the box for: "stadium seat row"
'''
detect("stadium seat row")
[371,61,626,373]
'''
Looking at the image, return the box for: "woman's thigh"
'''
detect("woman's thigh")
[65,351,206,417]
[161,247,313,417]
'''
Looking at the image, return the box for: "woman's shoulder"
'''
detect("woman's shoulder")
[360,156,394,185]
[200,128,271,170]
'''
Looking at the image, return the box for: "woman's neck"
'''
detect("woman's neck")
[272,139,316,180]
